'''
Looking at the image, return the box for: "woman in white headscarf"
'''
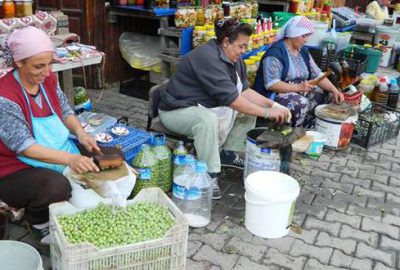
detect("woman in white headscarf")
[254,16,343,127]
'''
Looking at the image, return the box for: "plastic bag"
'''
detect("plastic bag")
[63,162,136,208]
[119,32,161,73]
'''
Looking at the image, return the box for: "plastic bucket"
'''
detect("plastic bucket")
[243,128,292,180]
[244,171,300,238]
[315,105,358,150]
[304,131,327,156]
[355,47,383,73]
[0,240,43,270]
[374,25,400,47]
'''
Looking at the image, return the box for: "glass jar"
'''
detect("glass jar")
[188,8,197,27]
[244,59,257,86]
[175,7,189,28]
[0,0,3,19]
[22,0,33,16]
[251,0,258,18]
[193,26,207,47]
[196,8,205,26]
[128,0,135,5]
[119,0,128,5]
[205,30,215,43]
[252,34,262,49]
[244,2,252,19]
[2,0,15,18]
[250,55,262,68]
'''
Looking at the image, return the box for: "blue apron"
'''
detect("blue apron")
[14,70,79,173]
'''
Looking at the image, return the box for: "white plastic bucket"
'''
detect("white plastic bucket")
[374,25,400,47]
[0,240,43,270]
[315,105,358,150]
[244,129,282,180]
[306,21,329,47]
[244,171,300,238]
[304,131,327,156]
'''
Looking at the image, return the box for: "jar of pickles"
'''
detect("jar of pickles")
[196,8,205,26]
[205,31,215,43]
[2,0,14,18]
[244,59,257,87]
[15,0,31,17]
[244,2,252,19]
[193,26,207,47]
[252,34,263,49]
[175,7,197,28]
[251,0,258,18]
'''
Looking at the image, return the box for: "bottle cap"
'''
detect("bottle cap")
[153,134,165,146]
[195,161,208,173]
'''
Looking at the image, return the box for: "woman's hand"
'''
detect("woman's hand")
[332,89,344,104]
[268,103,291,124]
[296,81,315,93]
[77,131,101,154]
[68,154,99,174]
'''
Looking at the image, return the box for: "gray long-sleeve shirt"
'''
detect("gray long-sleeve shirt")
[159,39,249,111]
[0,85,74,154]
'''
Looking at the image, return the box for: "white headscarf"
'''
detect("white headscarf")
[275,16,314,42]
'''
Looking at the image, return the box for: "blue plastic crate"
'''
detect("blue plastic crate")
[98,125,152,165]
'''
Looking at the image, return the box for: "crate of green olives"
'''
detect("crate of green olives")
[49,188,189,270]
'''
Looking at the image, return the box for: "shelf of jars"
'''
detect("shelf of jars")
[0,0,34,19]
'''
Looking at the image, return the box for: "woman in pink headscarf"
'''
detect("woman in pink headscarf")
[255,16,344,127]
[0,26,100,243]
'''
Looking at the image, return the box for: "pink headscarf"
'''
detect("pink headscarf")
[275,16,315,42]
[7,26,55,62]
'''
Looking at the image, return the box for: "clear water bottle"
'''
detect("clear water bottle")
[174,154,195,179]
[132,144,158,197]
[173,141,187,170]
[172,161,212,228]
[152,134,172,193]
[388,78,400,109]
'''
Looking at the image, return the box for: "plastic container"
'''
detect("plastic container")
[244,171,300,238]
[315,104,358,149]
[0,241,43,270]
[338,51,367,77]
[374,78,389,106]
[306,21,329,47]
[132,144,159,196]
[343,45,383,73]
[172,140,187,171]
[172,161,212,228]
[101,125,152,164]
[374,25,400,47]
[76,112,117,137]
[244,59,257,87]
[50,188,189,270]
[173,154,195,180]
[304,131,327,156]
[243,128,292,180]
[152,134,172,193]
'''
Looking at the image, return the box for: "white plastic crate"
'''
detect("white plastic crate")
[49,188,188,270]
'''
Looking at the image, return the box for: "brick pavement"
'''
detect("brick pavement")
[6,86,400,270]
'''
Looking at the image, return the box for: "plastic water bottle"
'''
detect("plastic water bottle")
[388,78,400,109]
[172,161,212,228]
[152,134,172,192]
[172,141,187,170]
[174,154,195,179]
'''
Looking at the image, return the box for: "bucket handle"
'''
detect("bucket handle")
[245,193,294,206]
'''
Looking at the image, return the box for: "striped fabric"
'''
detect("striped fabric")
[275,16,315,42]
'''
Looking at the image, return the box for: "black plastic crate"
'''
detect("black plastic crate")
[351,103,400,148]
[309,47,337,71]
[338,51,367,77]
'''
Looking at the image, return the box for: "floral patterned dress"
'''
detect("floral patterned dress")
[263,43,331,127]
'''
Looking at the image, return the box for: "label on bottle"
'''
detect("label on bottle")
[173,155,186,166]
[138,168,152,181]
[172,182,201,200]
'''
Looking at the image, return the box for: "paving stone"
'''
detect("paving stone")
[371,147,394,156]
[263,248,307,269]
[216,220,253,243]
[292,212,307,226]
[372,181,400,197]
[232,256,270,270]
[340,224,379,247]
[189,232,231,251]
[379,235,400,252]
[303,258,345,270]
[314,195,348,213]
[366,200,398,216]
[330,250,373,270]
[389,176,400,187]
[386,193,400,205]
[252,235,295,253]
[288,229,318,245]
[225,236,267,262]
[346,160,376,173]
[341,175,371,189]
[374,262,396,270]
[206,216,226,232]
[325,209,362,228]
[304,217,341,236]
[330,163,359,177]
[353,186,385,202]
[332,193,366,208]
[321,178,354,194]
[346,205,382,220]
[193,245,239,270]
[186,258,212,270]
[291,162,313,175]
[290,239,333,264]
[382,214,400,226]
[316,232,357,255]
[188,240,203,257]
[318,155,347,166]
[298,190,316,204]
[296,202,327,219]
[355,242,396,267]
[311,169,342,181]
[361,217,399,239]
[358,171,389,184]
